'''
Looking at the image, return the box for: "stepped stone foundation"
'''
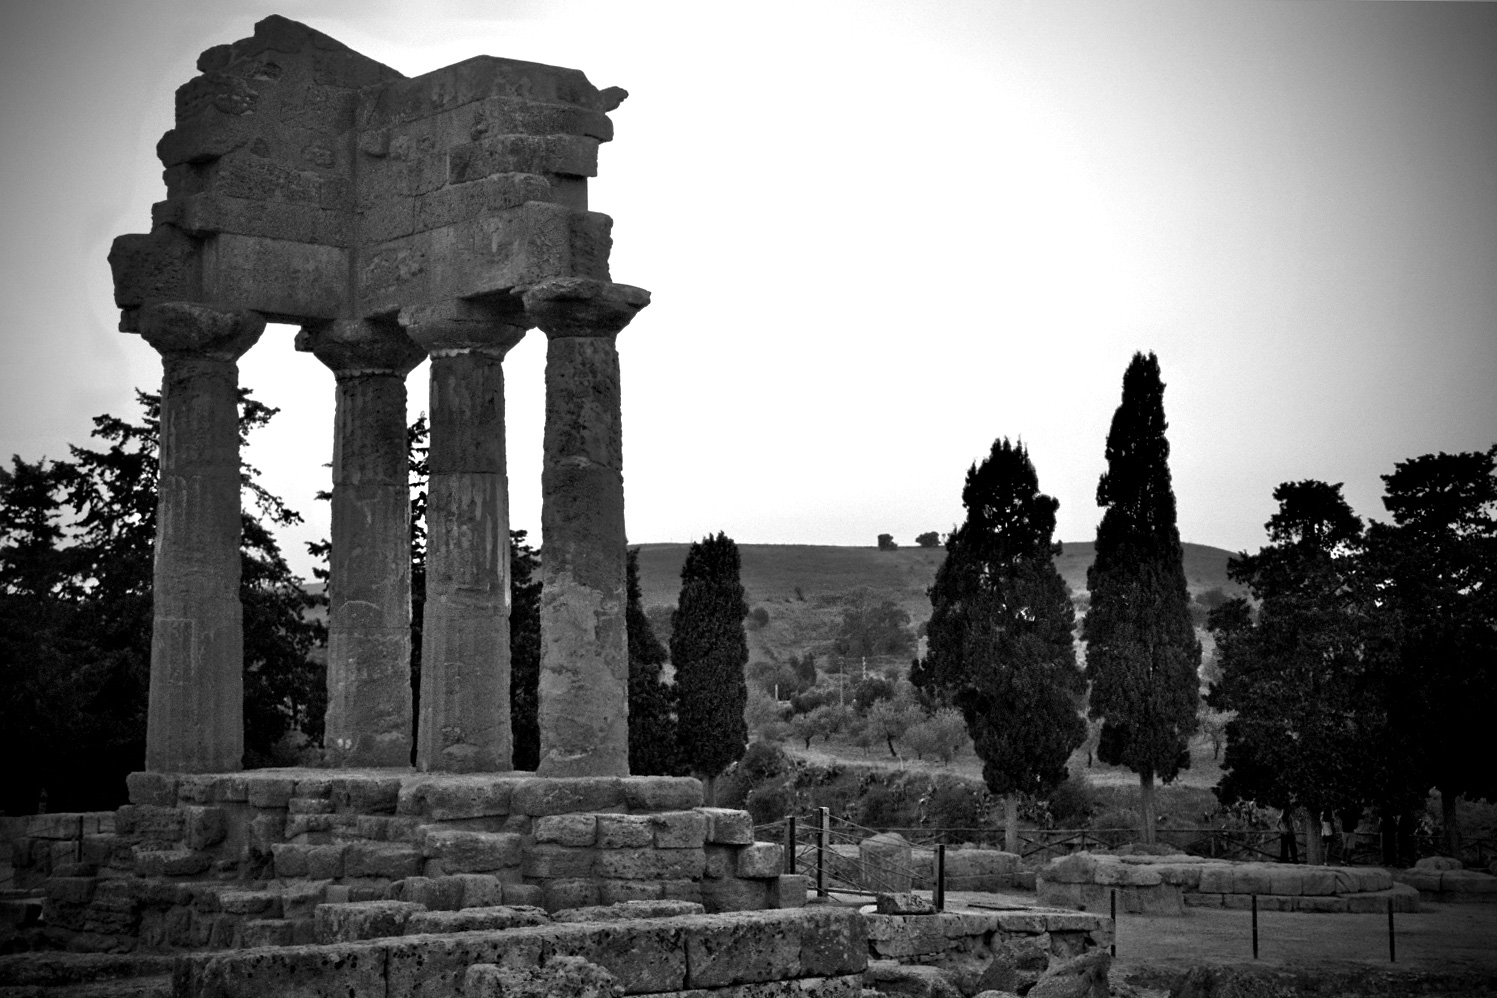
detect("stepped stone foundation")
[18,769,811,955]
[1038,851,1420,916]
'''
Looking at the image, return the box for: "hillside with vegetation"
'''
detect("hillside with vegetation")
[633,539,1245,672]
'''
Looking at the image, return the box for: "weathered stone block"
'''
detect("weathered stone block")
[245,777,297,809]
[768,874,808,909]
[683,910,807,987]
[661,879,703,906]
[182,806,228,850]
[464,955,619,998]
[385,929,546,998]
[532,813,598,846]
[398,875,466,911]
[287,797,334,815]
[861,833,913,893]
[200,232,348,320]
[699,808,754,845]
[522,843,596,879]
[1043,852,1098,885]
[45,877,98,904]
[115,804,185,845]
[596,814,654,849]
[595,847,705,881]
[406,904,551,935]
[127,772,179,807]
[180,940,388,997]
[1299,867,1338,897]
[272,843,347,880]
[1230,866,1274,896]
[398,777,512,820]
[650,810,707,849]
[135,848,211,878]
[737,843,784,879]
[502,883,544,907]
[623,777,703,812]
[704,844,737,880]
[596,879,664,904]
[236,918,294,948]
[314,900,426,943]
[541,878,600,912]
[511,777,624,816]
[419,828,522,872]
[701,876,769,914]
[219,891,282,917]
[1295,895,1349,913]
[344,843,423,879]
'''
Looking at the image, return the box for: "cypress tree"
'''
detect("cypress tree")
[1084,352,1200,844]
[508,530,543,770]
[917,438,1085,852]
[626,547,681,775]
[671,532,749,799]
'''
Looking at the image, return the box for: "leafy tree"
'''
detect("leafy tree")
[915,531,941,548]
[834,587,915,662]
[627,547,681,775]
[1083,353,1201,844]
[915,438,1085,851]
[877,533,898,551]
[789,703,847,749]
[1366,446,1497,858]
[405,414,429,760]
[671,532,749,798]
[903,707,970,764]
[864,681,924,757]
[509,529,543,770]
[0,391,325,812]
[1207,480,1371,864]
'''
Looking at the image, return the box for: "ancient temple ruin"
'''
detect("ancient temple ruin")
[109,15,647,778]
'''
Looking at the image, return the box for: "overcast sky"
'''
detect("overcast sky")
[3,0,1493,579]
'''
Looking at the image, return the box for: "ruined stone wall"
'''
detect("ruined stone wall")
[27,770,802,954]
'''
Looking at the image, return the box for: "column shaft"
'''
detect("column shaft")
[139,302,264,774]
[417,350,512,771]
[323,372,414,766]
[537,335,629,776]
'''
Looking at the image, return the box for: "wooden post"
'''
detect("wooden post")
[817,806,830,897]
[935,844,946,912]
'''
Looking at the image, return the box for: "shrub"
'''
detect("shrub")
[1043,776,1097,829]
[902,708,970,764]
[916,531,941,548]
[745,782,795,828]
[877,533,898,550]
[739,740,791,784]
[859,781,913,829]
[852,675,895,712]
[920,775,989,834]
[747,606,771,629]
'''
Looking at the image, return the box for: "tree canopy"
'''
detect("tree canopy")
[0,391,324,813]
[627,546,681,775]
[1083,352,1200,842]
[915,438,1085,810]
[671,532,749,788]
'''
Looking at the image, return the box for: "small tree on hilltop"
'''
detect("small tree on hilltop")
[627,547,682,775]
[877,533,898,551]
[1084,352,1201,845]
[916,531,941,548]
[915,437,1085,852]
[671,532,749,800]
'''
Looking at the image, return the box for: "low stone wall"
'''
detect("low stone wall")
[174,906,867,997]
[21,769,804,954]
[864,905,1110,995]
[805,840,1021,894]
[1395,857,1497,903]
[1038,852,1418,916]
[4,813,114,889]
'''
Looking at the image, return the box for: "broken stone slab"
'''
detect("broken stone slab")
[464,955,619,998]
[313,899,426,943]
[1026,948,1110,998]
[876,892,936,916]
[404,904,550,934]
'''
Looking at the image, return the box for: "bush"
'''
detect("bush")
[852,675,895,712]
[916,531,940,548]
[902,708,969,764]
[739,740,791,784]
[920,775,989,834]
[859,780,913,829]
[747,606,771,629]
[745,782,795,828]
[1043,776,1097,828]
[877,533,898,551]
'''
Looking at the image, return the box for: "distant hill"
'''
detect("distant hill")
[633,540,1245,668]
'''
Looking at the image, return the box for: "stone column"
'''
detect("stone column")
[522,278,650,778]
[299,320,425,767]
[132,301,265,773]
[400,304,527,772]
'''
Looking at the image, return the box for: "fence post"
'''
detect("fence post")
[1110,889,1117,958]
[75,815,84,864]
[785,816,797,874]
[935,844,946,912]
[1251,894,1259,959]
[1388,897,1396,963]
[817,807,830,898]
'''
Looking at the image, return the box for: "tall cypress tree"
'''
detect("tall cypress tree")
[626,547,681,775]
[509,530,543,770]
[917,438,1085,852]
[1084,352,1200,844]
[671,532,749,799]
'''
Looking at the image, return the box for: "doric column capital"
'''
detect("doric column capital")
[130,301,265,361]
[296,319,426,378]
[399,300,528,360]
[521,278,650,339]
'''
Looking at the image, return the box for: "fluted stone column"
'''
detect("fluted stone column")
[300,320,426,767]
[133,302,265,773]
[400,304,526,772]
[522,278,650,778]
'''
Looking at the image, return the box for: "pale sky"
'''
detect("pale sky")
[3,0,1493,580]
